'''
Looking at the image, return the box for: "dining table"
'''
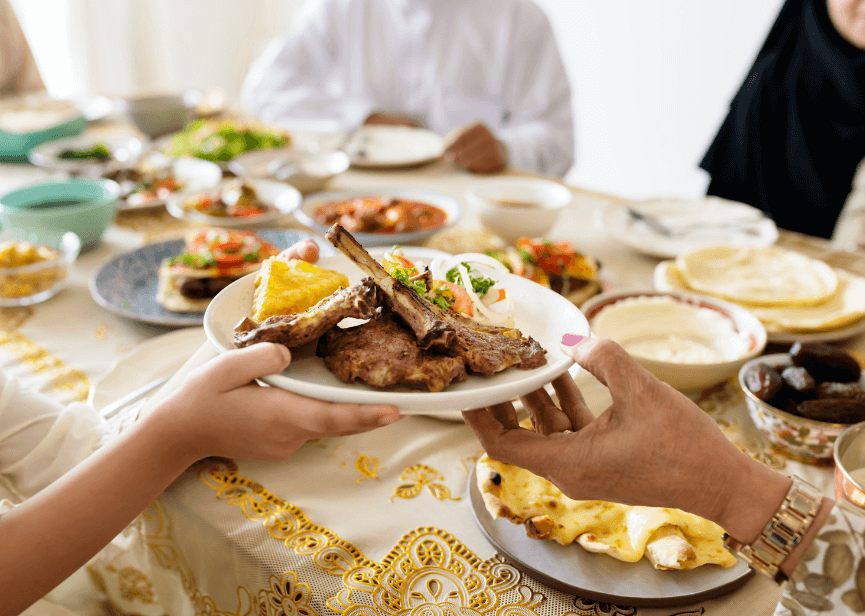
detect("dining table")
[1,126,863,616]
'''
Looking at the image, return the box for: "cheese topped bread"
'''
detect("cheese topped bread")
[676,246,838,307]
[476,454,736,570]
[251,258,349,322]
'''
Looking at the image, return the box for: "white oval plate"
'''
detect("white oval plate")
[598,197,778,259]
[166,178,302,228]
[203,249,587,414]
[118,154,223,210]
[654,260,865,344]
[29,133,146,175]
[344,125,444,168]
[296,188,462,247]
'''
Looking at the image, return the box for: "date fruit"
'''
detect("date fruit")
[790,342,861,383]
[816,381,865,401]
[745,363,783,401]
[781,366,816,395]
[796,399,865,424]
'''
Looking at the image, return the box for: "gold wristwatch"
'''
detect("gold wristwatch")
[723,475,823,584]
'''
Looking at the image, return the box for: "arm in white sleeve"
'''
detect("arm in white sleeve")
[0,371,102,503]
[496,4,575,177]
[774,499,865,615]
[240,0,373,132]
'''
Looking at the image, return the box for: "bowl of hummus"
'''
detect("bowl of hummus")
[581,290,767,391]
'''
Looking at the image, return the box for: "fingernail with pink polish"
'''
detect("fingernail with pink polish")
[561,334,585,347]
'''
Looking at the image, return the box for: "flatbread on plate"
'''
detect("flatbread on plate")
[476,454,736,570]
[676,246,838,307]
[657,261,865,333]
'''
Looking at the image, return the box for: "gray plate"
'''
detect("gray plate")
[467,465,753,608]
[89,230,331,327]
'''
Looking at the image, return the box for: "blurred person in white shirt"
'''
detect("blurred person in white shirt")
[241,0,575,176]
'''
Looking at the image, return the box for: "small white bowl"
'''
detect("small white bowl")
[166,179,301,228]
[228,147,349,194]
[117,92,200,139]
[465,177,572,243]
[581,290,768,391]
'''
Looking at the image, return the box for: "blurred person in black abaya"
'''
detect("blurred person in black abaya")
[700,0,865,240]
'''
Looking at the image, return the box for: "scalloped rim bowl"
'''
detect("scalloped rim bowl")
[581,290,768,391]
[739,353,858,465]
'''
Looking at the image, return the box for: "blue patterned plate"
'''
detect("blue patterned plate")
[89,230,331,327]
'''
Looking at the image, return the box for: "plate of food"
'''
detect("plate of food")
[343,125,444,169]
[654,245,865,343]
[89,229,327,327]
[204,224,588,414]
[598,196,778,259]
[295,188,462,246]
[162,118,291,167]
[468,457,751,607]
[28,133,146,175]
[166,178,302,227]
[104,152,223,210]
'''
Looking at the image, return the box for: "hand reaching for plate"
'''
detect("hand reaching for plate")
[444,121,507,174]
[148,342,403,462]
[462,336,804,552]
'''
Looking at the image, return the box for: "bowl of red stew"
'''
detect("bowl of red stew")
[166,178,301,228]
[295,188,462,246]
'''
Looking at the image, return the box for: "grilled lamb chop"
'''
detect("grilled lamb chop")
[317,308,468,392]
[325,224,546,375]
[325,223,458,352]
[234,278,382,348]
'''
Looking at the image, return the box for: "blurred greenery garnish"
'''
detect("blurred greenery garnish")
[165,119,289,162]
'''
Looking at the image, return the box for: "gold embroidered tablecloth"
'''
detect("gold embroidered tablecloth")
[0,153,854,616]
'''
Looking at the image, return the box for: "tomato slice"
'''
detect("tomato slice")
[439,280,474,317]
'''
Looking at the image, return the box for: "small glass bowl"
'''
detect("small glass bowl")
[0,229,81,306]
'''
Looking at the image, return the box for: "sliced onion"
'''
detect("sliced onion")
[457,263,512,326]
[440,253,509,275]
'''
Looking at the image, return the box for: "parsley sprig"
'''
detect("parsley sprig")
[446,262,495,297]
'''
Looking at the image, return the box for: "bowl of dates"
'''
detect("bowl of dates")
[738,342,865,465]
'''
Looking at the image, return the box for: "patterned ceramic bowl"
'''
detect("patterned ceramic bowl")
[739,354,858,466]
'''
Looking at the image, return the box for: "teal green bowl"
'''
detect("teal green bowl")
[0,114,87,161]
[0,179,120,248]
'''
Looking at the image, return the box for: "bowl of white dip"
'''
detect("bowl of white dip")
[581,290,767,391]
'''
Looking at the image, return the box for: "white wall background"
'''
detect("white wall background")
[13,0,786,199]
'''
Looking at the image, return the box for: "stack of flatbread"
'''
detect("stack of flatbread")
[476,454,736,570]
[655,245,865,335]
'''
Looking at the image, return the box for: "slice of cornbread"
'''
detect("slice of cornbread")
[252,258,349,322]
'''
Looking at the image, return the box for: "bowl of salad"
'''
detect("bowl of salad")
[163,119,291,167]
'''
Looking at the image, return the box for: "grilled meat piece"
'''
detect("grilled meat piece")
[325,223,458,351]
[234,278,382,348]
[317,308,468,392]
[326,223,547,375]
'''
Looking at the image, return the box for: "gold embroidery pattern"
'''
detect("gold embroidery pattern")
[391,464,460,502]
[355,454,383,483]
[0,330,90,401]
[193,459,549,616]
[115,567,156,603]
[259,571,318,616]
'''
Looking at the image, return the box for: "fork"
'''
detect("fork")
[625,208,763,237]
